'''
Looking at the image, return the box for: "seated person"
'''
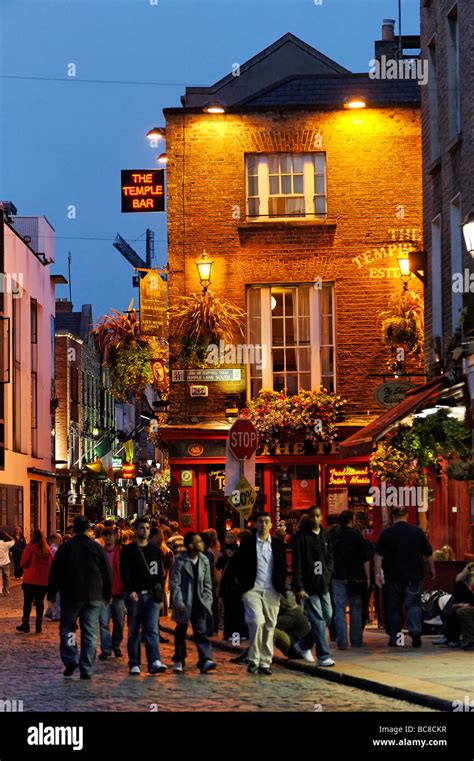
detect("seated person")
[434,562,474,646]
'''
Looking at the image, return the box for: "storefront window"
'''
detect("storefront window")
[274,464,320,532]
[326,464,374,536]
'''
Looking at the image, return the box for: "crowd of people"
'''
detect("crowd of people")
[0,504,473,681]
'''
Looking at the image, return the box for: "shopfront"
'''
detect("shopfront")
[161,424,378,541]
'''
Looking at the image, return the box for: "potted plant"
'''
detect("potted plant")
[169,291,246,367]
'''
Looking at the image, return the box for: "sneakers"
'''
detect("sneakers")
[173,662,184,673]
[63,664,78,677]
[433,635,448,645]
[129,665,141,675]
[317,657,336,667]
[294,642,315,663]
[149,660,167,674]
[200,659,217,674]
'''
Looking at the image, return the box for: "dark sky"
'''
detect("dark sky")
[0,0,420,321]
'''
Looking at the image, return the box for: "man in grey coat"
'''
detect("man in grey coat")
[169,531,217,674]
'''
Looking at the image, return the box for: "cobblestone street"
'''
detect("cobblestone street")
[0,585,435,713]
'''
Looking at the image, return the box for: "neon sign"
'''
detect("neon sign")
[121,170,165,213]
[328,465,371,487]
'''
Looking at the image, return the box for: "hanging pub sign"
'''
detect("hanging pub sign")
[122,463,137,479]
[375,380,414,408]
[151,359,167,389]
[327,465,371,487]
[140,271,167,336]
[121,170,165,212]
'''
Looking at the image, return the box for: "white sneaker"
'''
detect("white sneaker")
[173,662,184,673]
[317,657,335,667]
[433,635,447,645]
[294,642,315,663]
[149,660,167,673]
[129,665,141,675]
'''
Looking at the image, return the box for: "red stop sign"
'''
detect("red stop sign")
[228,417,259,460]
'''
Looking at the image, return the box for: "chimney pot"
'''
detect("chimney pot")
[382,18,395,41]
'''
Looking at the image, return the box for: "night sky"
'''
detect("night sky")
[0,0,420,321]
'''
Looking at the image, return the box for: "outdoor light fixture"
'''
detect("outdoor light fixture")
[271,296,277,310]
[147,459,153,467]
[461,209,474,257]
[203,100,226,114]
[344,97,366,109]
[146,126,166,141]
[157,153,168,165]
[92,426,99,437]
[195,250,214,293]
[397,255,411,289]
[135,476,143,487]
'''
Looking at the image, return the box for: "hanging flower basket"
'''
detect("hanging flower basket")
[242,388,347,449]
[444,460,474,481]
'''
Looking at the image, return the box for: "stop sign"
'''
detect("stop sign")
[228,417,259,460]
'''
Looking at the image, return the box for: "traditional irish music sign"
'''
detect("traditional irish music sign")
[121,170,165,212]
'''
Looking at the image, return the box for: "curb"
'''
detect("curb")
[160,624,452,712]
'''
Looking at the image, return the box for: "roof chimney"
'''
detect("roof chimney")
[382,19,395,41]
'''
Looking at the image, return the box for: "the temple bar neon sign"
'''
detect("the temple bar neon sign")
[328,465,371,487]
[121,170,165,213]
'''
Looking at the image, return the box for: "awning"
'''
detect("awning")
[339,376,448,458]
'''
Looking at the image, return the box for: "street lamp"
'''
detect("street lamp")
[157,153,168,165]
[195,250,214,293]
[397,255,411,289]
[461,209,474,257]
[146,127,166,141]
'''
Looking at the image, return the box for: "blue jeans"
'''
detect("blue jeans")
[99,596,125,654]
[384,579,422,641]
[304,592,333,660]
[331,579,363,649]
[125,592,161,668]
[60,600,102,677]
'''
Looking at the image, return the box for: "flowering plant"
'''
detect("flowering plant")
[150,469,171,513]
[241,388,347,449]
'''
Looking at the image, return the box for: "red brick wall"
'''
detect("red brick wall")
[165,106,423,421]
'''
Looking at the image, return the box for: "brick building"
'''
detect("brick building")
[0,205,60,537]
[418,0,474,557]
[160,29,425,536]
[54,300,115,528]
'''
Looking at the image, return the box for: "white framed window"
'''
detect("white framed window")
[246,283,335,398]
[450,194,462,332]
[246,153,327,220]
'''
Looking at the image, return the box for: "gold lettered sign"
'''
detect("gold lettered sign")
[227,475,257,521]
[140,271,167,336]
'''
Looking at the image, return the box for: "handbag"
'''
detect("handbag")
[136,544,163,603]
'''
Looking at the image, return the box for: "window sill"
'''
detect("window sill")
[447,132,462,156]
[238,218,337,231]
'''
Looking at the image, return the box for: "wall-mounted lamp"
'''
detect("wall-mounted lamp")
[344,97,366,109]
[203,100,226,114]
[195,250,214,293]
[135,476,143,487]
[157,153,168,165]
[146,127,166,141]
[397,255,411,289]
[461,209,474,257]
